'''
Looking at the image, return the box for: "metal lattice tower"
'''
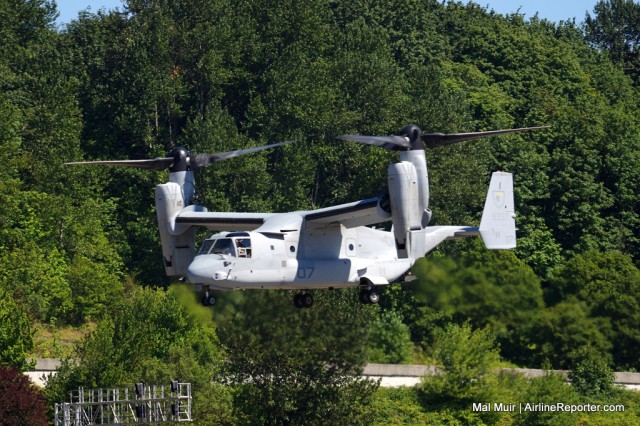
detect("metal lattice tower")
[54,382,192,425]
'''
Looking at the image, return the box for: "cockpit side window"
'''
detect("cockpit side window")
[211,238,236,256]
[198,240,215,255]
[235,238,252,258]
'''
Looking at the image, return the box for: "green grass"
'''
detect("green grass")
[29,322,94,359]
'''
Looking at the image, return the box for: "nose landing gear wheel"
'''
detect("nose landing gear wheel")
[200,293,216,306]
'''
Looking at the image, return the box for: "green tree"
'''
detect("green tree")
[0,292,34,371]
[418,322,506,425]
[217,289,374,370]
[182,106,279,213]
[215,289,379,424]
[227,347,377,425]
[369,387,448,425]
[432,0,640,265]
[367,310,414,364]
[585,0,640,82]
[412,244,544,365]
[514,371,584,426]
[45,285,233,423]
[547,251,640,370]
[0,0,128,330]
[0,243,71,324]
[422,323,500,402]
[569,347,615,398]
[527,300,613,369]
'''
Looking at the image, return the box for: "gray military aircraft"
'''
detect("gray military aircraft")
[67,124,547,308]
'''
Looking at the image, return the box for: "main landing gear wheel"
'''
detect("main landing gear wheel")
[359,288,380,305]
[294,293,313,309]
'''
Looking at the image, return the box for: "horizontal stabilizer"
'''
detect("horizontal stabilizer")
[479,172,516,249]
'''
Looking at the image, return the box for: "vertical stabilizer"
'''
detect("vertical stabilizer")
[479,172,516,249]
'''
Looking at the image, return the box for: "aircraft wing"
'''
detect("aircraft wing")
[303,196,387,229]
[173,196,387,233]
[174,211,273,231]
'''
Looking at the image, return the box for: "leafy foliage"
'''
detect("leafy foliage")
[367,310,414,364]
[0,365,48,426]
[215,290,379,424]
[422,323,500,402]
[0,292,34,371]
[569,347,615,397]
[2,0,640,422]
[227,350,377,425]
[45,285,233,423]
[585,0,640,83]
[411,244,545,365]
[547,250,640,370]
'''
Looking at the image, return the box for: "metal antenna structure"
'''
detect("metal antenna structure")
[54,382,192,425]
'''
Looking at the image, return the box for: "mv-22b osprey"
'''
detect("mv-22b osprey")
[67,125,546,308]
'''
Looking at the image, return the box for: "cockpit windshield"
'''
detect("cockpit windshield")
[198,238,235,256]
[198,236,252,257]
[198,239,215,255]
[210,238,236,256]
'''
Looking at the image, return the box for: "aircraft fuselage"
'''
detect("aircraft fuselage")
[186,225,412,291]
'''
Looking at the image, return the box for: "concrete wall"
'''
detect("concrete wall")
[26,359,640,390]
[25,358,62,387]
[363,363,640,390]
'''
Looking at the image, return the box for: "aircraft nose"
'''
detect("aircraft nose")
[186,255,228,283]
[186,256,213,283]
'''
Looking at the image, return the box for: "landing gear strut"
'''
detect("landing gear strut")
[359,288,380,305]
[293,293,313,309]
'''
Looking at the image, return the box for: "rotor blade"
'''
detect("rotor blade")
[64,158,174,170]
[335,135,410,150]
[422,126,550,149]
[193,140,296,168]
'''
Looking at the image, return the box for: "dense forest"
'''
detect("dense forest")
[1,0,640,424]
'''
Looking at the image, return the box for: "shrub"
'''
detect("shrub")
[0,365,48,426]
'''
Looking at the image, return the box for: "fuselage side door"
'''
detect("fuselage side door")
[345,238,357,257]
[284,232,299,258]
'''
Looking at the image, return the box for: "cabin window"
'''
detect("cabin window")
[235,238,252,258]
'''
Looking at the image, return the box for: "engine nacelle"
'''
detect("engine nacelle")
[387,161,422,246]
[376,191,392,219]
[155,182,196,276]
